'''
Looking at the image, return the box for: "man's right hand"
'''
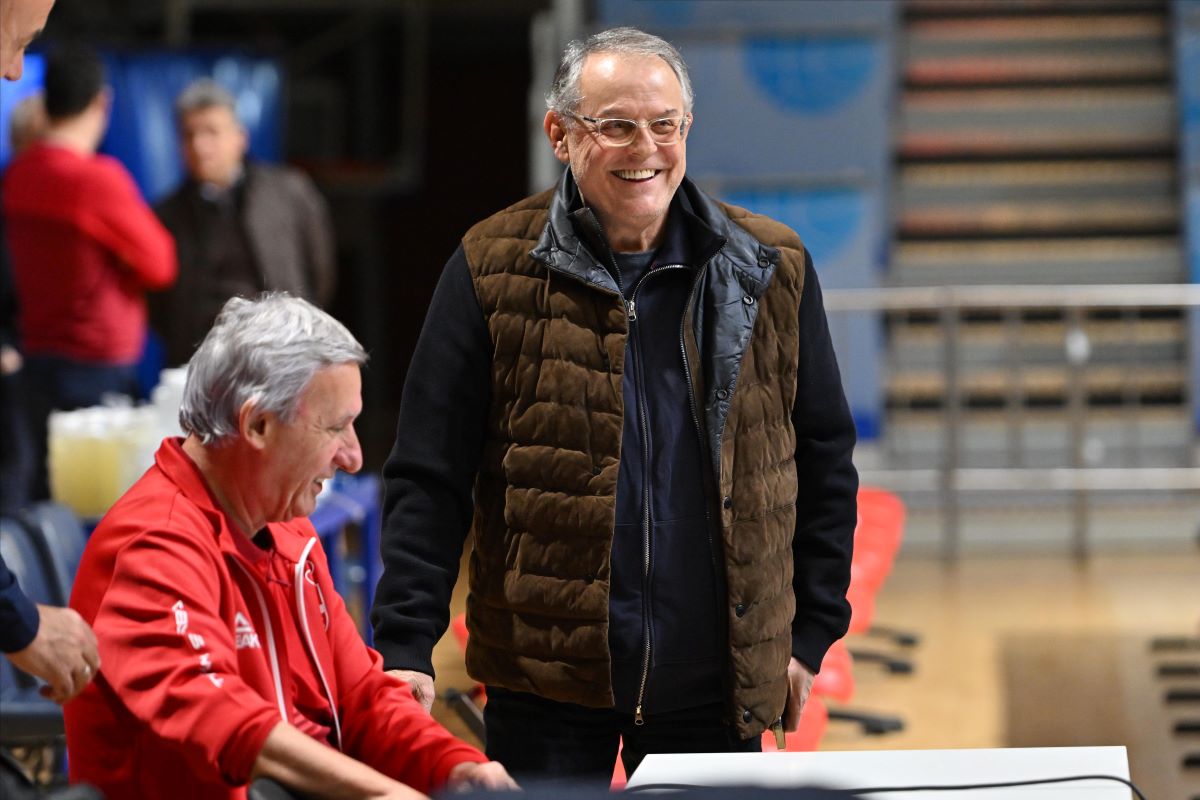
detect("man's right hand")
[386,669,435,713]
[7,604,100,704]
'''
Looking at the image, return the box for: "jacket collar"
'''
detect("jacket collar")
[154,437,307,564]
[530,169,779,298]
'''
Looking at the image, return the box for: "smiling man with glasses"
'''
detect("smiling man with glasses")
[372,26,858,784]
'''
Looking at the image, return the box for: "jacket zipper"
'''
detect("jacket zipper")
[628,264,691,726]
[677,244,726,557]
[677,243,737,723]
[229,559,289,723]
[294,538,343,750]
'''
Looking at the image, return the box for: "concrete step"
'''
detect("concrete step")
[900,87,1174,159]
[887,317,1187,370]
[886,364,1186,406]
[880,406,1195,468]
[891,236,1184,285]
[897,160,1179,236]
[906,13,1167,87]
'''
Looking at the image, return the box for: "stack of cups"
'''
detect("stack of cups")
[48,366,189,520]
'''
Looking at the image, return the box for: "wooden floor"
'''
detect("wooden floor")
[429,548,1200,798]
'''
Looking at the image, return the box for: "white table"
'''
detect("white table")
[625,747,1134,799]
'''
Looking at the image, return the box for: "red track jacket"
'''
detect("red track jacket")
[3,142,177,363]
[65,438,485,798]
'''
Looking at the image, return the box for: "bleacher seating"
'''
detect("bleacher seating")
[20,503,87,607]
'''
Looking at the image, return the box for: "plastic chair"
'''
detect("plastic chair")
[845,488,916,675]
[20,502,87,606]
[815,640,903,735]
[0,517,65,745]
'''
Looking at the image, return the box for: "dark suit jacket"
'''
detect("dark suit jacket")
[152,162,335,366]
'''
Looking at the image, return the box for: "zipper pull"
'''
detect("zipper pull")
[626,299,637,322]
[634,704,645,726]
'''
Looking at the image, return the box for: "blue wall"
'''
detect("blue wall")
[1,50,282,203]
[597,0,897,440]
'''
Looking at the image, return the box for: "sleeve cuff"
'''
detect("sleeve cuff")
[791,628,836,676]
[217,709,283,786]
[373,638,437,678]
[430,746,489,792]
[0,581,40,653]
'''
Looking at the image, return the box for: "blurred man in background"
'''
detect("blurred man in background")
[3,43,177,500]
[152,79,336,367]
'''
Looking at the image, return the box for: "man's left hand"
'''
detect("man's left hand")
[445,761,519,792]
[783,657,815,732]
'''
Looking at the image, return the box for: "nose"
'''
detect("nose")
[626,124,656,157]
[335,425,363,474]
[3,56,23,82]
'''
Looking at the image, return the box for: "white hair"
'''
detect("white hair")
[546,26,694,117]
[175,77,237,122]
[180,293,367,444]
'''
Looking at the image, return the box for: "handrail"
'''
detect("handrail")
[824,283,1200,310]
[822,283,1199,559]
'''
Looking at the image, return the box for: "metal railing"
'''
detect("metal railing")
[823,283,1200,559]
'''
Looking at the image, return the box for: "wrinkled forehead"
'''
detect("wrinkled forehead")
[578,51,684,116]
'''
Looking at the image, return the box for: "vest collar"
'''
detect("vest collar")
[530,169,779,301]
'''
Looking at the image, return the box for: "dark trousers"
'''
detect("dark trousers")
[22,356,137,501]
[0,369,34,515]
[482,687,760,786]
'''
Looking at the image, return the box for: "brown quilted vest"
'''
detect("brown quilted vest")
[460,179,806,738]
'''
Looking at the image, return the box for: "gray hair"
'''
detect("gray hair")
[546,27,694,117]
[180,294,367,445]
[175,78,237,122]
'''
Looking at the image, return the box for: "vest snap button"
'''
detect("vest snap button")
[715,388,729,400]
[722,496,732,509]
[757,257,769,267]
[735,603,746,618]
[742,709,753,723]
[743,295,755,305]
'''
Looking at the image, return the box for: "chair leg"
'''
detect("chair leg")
[1158,663,1200,678]
[826,706,905,735]
[848,647,915,674]
[1150,637,1200,652]
[443,689,486,745]
[864,624,921,648]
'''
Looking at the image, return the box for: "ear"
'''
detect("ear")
[95,87,113,118]
[238,399,271,452]
[544,110,570,165]
[236,123,250,158]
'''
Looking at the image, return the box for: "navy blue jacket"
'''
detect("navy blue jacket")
[0,554,39,653]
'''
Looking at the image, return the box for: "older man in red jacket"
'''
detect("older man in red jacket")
[65,294,516,799]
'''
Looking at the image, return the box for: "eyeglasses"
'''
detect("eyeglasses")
[568,112,690,147]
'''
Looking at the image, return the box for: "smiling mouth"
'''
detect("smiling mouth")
[614,169,659,182]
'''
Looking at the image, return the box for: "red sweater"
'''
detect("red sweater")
[65,439,486,799]
[2,142,176,363]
